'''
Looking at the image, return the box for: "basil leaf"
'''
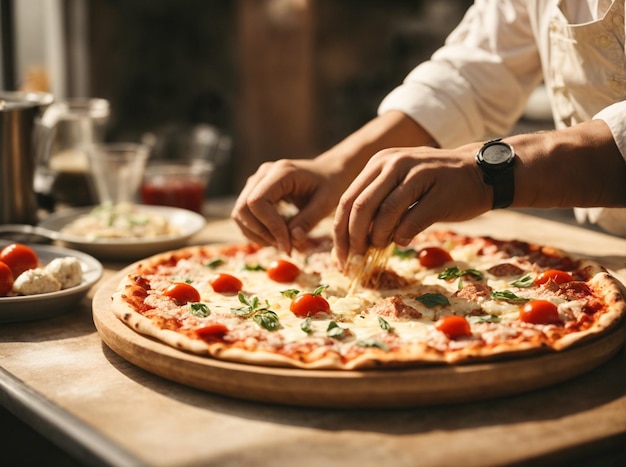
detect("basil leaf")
[244,264,265,271]
[206,259,224,269]
[189,302,210,318]
[377,316,393,332]
[326,321,345,339]
[438,266,483,281]
[356,339,389,351]
[415,293,450,308]
[511,274,534,288]
[491,290,530,303]
[475,314,501,323]
[281,288,300,299]
[300,317,312,334]
[393,246,416,259]
[437,266,461,280]
[232,293,263,316]
[253,310,280,331]
[313,285,329,296]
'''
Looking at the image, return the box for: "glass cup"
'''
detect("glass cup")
[140,160,213,213]
[87,143,150,205]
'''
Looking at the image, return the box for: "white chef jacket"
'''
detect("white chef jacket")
[378,0,626,236]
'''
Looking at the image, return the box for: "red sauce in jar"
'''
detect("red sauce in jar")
[141,178,205,213]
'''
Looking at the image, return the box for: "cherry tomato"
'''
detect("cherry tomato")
[164,282,201,305]
[535,269,574,285]
[435,315,472,339]
[267,259,301,283]
[418,247,453,268]
[0,261,14,296]
[520,300,561,324]
[209,273,243,294]
[0,243,38,278]
[290,293,330,317]
[196,323,229,340]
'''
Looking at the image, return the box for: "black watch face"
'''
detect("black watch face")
[482,143,513,165]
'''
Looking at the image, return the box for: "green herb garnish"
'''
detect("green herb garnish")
[231,293,280,331]
[356,339,389,351]
[438,266,483,281]
[475,314,501,324]
[281,288,300,299]
[326,321,345,339]
[491,290,530,303]
[301,317,312,334]
[206,259,225,269]
[253,310,281,331]
[377,316,393,332]
[511,274,534,288]
[393,246,416,259]
[415,293,450,308]
[189,302,210,318]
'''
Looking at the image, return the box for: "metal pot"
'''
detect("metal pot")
[0,91,54,224]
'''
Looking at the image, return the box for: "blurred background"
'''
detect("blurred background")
[1,0,489,200]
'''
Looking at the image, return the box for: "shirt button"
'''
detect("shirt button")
[613,15,624,26]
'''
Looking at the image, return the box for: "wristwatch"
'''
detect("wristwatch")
[475,138,516,209]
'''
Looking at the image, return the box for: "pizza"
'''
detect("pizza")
[110,230,626,370]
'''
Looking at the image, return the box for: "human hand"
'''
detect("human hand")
[332,143,491,266]
[232,158,347,253]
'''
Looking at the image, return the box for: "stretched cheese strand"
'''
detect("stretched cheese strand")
[347,242,396,294]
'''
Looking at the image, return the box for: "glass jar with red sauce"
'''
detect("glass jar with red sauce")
[140,161,213,214]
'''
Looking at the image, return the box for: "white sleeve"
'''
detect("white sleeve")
[594,101,626,165]
[378,0,543,148]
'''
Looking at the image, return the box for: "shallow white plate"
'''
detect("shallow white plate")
[0,242,103,323]
[38,205,206,261]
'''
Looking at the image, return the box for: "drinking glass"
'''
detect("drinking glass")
[87,143,150,205]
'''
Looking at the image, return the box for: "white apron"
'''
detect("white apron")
[548,0,626,236]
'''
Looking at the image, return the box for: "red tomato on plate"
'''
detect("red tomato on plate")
[164,282,201,305]
[0,243,38,278]
[267,259,300,283]
[435,315,472,339]
[418,247,453,268]
[209,273,243,294]
[0,261,14,296]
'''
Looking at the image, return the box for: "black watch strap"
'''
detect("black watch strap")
[488,166,515,209]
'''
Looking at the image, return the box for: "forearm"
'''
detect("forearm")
[316,110,437,183]
[507,119,626,209]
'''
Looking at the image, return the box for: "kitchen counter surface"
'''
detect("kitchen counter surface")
[1,209,625,466]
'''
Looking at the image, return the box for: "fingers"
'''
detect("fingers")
[232,159,338,254]
[232,162,292,252]
[333,165,381,266]
[334,149,413,266]
[333,146,483,267]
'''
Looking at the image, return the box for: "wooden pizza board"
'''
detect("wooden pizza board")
[92,268,626,409]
